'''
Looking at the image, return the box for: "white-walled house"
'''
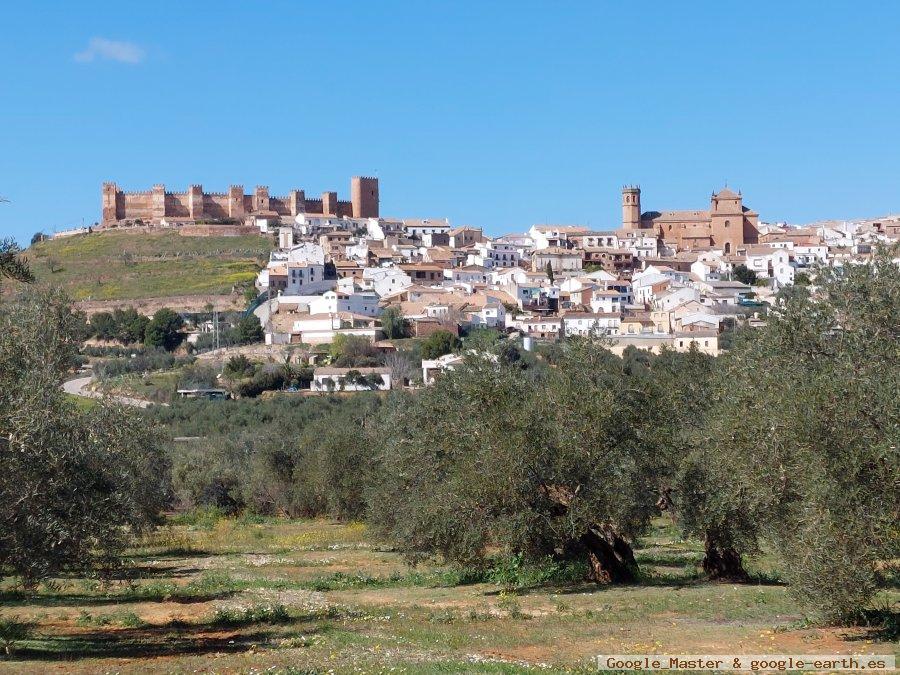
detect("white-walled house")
[674,331,720,356]
[590,289,628,314]
[631,268,673,304]
[562,312,621,336]
[528,225,588,250]
[744,246,790,279]
[531,247,583,273]
[470,241,521,269]
[653,286,700,312]
[277,227,295,249]
[621,234,659,259]
[307,290,381,317]
[421,353,466,385]
[772,260,795,288]
[288,312,381,345]
[403,218,452,238]
[467,300,506,328]
[690,258,729,281]
[312,367,391,392]
[285,263,332,295]
[792,245,829,267]
[514,316,562,340]
[362,267,412,296]
[446,265,490,285]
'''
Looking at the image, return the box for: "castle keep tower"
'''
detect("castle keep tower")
[102,182,120,223]
[351,176,379,218]
[622,186,641,230]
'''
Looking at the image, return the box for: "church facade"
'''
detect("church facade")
[621,186,760,253]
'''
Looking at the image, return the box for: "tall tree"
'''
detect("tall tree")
[380,306,408,339]
[370,340,665,583]
[420,329,461,360]
[0,288,170,586]
[144,308,184,350]
[680,247,899,619]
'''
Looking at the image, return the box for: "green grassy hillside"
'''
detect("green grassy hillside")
[25,230,272,300]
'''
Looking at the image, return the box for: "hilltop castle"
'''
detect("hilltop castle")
[101,176,379,226]
[621,185,760,253]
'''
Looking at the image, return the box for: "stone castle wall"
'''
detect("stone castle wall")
[102,176,378,225]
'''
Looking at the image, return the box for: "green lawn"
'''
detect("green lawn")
[24,230,272,300]
[0,517,894,673]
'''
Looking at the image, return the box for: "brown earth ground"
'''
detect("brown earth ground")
[0,518,895,674]
[76,294,245,317]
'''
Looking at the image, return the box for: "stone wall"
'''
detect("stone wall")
[102,177,379,226]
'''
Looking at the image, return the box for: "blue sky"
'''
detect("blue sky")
[2,1,899,244]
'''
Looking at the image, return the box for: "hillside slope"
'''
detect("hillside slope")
[24,230,272,301]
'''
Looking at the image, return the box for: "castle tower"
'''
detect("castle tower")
[289,189,305,216]
[151,184,166,221]
[101,182,120,224]
[228,185,245,218]
[622,186,641,230]
[351,176,379,218]
[322,191,338,216]
[254,186,270,213]
[188,184,204,220]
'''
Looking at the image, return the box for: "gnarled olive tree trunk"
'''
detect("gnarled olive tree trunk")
[580,525,639,584]
[702,527,749,582]
[541,483,640,584]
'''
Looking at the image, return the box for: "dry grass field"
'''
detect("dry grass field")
[23,230,271,301]
[0,517,895,673]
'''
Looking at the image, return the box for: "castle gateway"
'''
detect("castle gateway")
[101,176,378,226]
[621,185,760,253]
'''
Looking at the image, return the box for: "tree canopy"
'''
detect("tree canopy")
[0,238,34,288]
[144,308,184,351]
[678,248,900,620]
[420,329,461,360]
[0,289,170,586]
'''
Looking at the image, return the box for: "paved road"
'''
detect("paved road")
[63,376,162,409]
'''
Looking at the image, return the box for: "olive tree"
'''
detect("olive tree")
[370,339,665,583]
[0,238,33,288]
[680,248,899,619]
[0,288,170,587]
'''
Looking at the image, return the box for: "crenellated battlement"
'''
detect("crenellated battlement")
[100,176,379,225]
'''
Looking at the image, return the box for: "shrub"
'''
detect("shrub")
[94,349,193,380]
[211,603,290,626]
[420,329,461,360]
[0,617,32,656]
[235,367,287,398]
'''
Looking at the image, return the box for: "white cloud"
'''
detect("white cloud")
[74,37,145,64]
